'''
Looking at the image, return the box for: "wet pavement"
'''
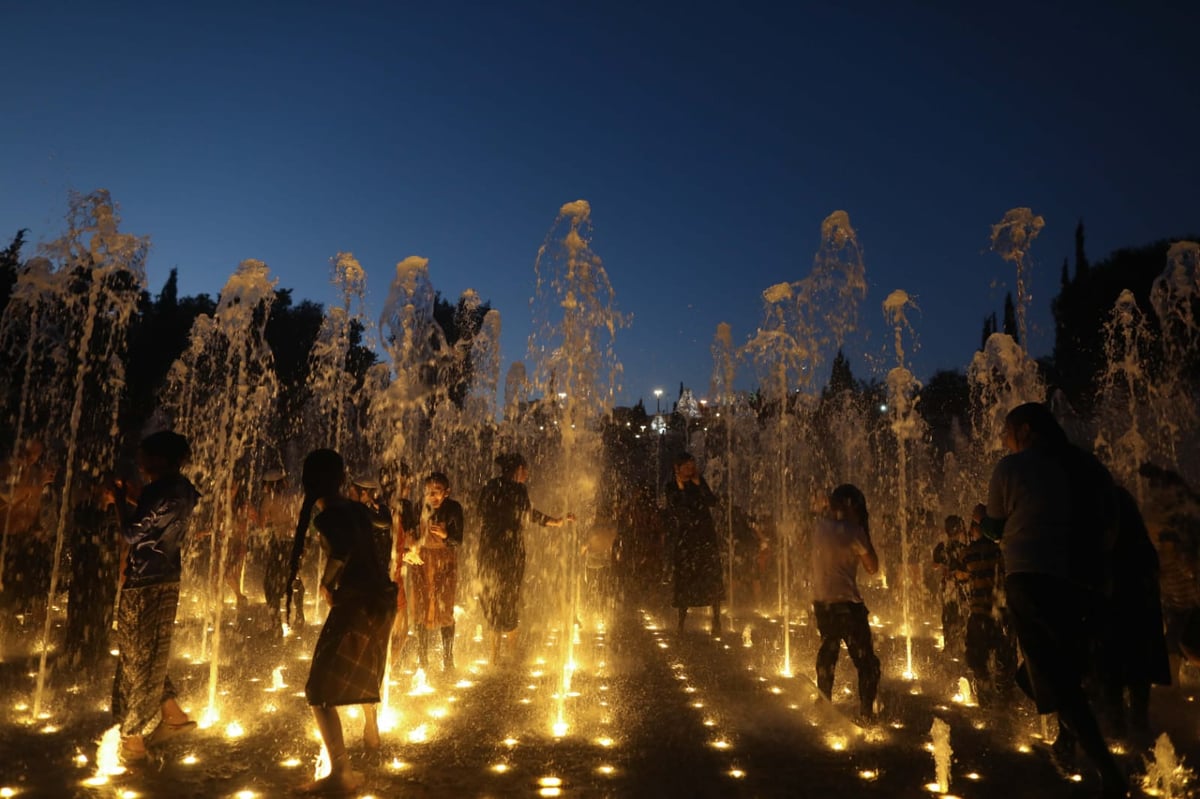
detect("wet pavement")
[1,595,1197,798]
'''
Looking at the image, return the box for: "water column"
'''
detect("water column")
[166,260,279,726]
[0,258,58,595]
[1150,241,1200,473]
[883,290,920,680]
[529,200,624,736]
[305,252,369,456]
[710,323,737,614]
[743,211,866,677]
[1094,290,1156,491]
[378,256,448,690]
[32,192,148,717]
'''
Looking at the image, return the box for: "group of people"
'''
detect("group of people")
[782,401,1190,799]
[105,436,577,793]
[10,397,1200,797]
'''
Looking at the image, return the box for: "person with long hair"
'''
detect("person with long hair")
[476,453,572,664]
[985,402,1127,797]
[811,483,881,721]
[287,449,398,794]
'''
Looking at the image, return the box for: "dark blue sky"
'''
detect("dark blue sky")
[3,2,1197,406]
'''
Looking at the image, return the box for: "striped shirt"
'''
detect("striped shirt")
[962,537,1003,616]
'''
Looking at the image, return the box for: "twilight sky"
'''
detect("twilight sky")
[2,1,1197,407]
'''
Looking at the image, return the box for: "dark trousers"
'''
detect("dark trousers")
[964,611,1016,701]
[813,600,880,716]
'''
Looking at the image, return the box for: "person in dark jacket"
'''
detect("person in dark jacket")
[664,452,725,636]
[110,431,200,761]
[984,402,1127,797]
[476,453,571,663]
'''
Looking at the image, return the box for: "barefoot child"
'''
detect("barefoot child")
[111,431,200,760]
[288,449,398,794]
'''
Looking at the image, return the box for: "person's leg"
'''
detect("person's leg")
[1007,574,1126,794]
[677,607,688,633]
[441,624,455,673]
[416,627,429,670]
[361,703,380,749]
[813,603,840,700]
[302,705,362,793]
[711,603,722,636]
[964,614,992,703]
[844,603,881,719]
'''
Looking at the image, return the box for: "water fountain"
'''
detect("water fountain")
[15,191,148,718]
[528,199,624,736]
[742,210,866,677]
[883,289,922,681]
[164,259,279,726]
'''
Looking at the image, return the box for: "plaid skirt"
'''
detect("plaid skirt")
[411,547,457,629]
[305,589,396,707]
[112,582,181,736]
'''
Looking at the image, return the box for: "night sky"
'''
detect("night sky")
[3,2,1197,406]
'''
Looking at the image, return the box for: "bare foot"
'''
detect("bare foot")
[298,768,364,795]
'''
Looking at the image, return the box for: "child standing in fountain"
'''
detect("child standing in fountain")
[477,453,572,664]
[288,449,398,794]
[664,452,725,636]
[811,483,881,721]
[110,431,199,760]
[408,472,463,674]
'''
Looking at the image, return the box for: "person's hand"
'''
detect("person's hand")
[564,513,576,523]
[402,548,424,566]
[430,522,447,539]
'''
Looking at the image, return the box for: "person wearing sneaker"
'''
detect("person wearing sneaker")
[110,431,199,760]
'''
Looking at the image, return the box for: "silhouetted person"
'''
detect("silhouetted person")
[664,452,724,636]
[811,483,881,721]
[287,448,398,794]
[476,453,571,663]
[984,402,1126,797]
[110,431,199,761]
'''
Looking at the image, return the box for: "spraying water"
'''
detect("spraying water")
[165,259,279,723]
[883,289,922,679]
[742,211,867,678]
[528,199,625,736]
[929,716,952,793]
[1142,733,1195,799]
[30,191,148,718]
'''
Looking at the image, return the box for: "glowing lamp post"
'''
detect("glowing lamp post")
[651,412,667,506]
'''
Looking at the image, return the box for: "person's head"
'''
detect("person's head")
[829,483,869,533]
[495,453,528,482]
[138,431,191,480]
[350,472,380,505]
[1002,402,1068,454]
[673,452,697,482]
[302,449,345,502]
[944,515,966,541]
[425,472,451,508]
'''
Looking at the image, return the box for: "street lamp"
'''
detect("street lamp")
[653,388,664,414]
[651,413,667,507]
